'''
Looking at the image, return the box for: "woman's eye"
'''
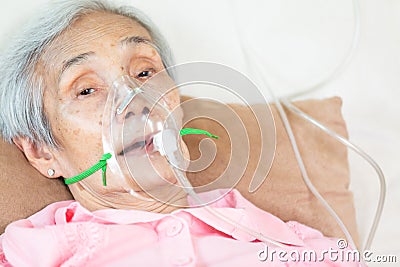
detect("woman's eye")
[79,88,96,96]
[136,69,154,79]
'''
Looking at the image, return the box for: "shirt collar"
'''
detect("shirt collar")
[186,189,304,246]
[57,189,304,246]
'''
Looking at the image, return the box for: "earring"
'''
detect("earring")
[47,169,55,177]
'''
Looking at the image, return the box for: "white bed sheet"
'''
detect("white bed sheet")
[1,0,399,266]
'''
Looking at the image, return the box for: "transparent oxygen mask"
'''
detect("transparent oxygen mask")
[96,73,192,207]
[65,62,286,246]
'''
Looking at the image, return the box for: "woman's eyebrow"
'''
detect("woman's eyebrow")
[120,35,153,46]
[59,51,94,81]
[58,36,153,82]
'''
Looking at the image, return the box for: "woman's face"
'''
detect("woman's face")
[38,11,187,211]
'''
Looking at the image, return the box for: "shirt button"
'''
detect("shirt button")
[166,220,183,237]
[171,256,193,266]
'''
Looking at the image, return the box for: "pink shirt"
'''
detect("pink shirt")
[0,190,362,267]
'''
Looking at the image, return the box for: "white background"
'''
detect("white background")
[0,0,399,265]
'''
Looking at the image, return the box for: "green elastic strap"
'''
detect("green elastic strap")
[64,153,112,186]
[63,128,218,186]
[180,128,219,139]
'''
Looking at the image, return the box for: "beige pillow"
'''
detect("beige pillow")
[0,97,358,244]
[0,140,73,232]
[182,96,358,244]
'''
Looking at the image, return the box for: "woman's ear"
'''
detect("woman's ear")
[12,137,63,178]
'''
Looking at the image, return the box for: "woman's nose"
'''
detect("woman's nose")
[124,106,151,119]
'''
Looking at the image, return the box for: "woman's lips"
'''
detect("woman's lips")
[118,133,156,156]
[145,137,155,153]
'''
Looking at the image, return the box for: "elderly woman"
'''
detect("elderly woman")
[0,0,361,266]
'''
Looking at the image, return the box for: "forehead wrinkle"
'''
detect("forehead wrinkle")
[41,29,109,80]
[39,13,153,89]
[55,21,121,57]
[42,26,119,87]
[53,14,151,57]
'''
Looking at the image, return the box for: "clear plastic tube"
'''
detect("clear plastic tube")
[172,168,288,248]
[229,0,384,253]
[229,0,361,100]
[243,53,358,251]
[281,99,386,251]
[283,0,361,99]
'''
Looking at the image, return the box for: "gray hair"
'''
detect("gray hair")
[0,0,174,147]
